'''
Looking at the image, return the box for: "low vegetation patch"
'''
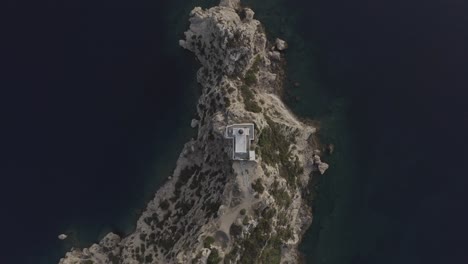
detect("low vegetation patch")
[239,218,270,264]
[204,236,215,248]
[224,246,239,264]
[257,235,282,264]
[257,117,303,187]
[240,85,262,113]
[270,180,292,208]
[240,55,262,113]
[251,178,265,194]
[160,200,170,210]
[230,223,243,238]
[244,71,257,86]
[224,96,231,107]
[244,55,262,86]
[207,248,222,264]
[174,165,201,198]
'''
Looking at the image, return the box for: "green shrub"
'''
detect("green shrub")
[108,253,119,264]
[244,71,257,86]
[240,85,262,113]
[224,97,231,107]
[174,165,201,197]
[160,200,170,210]
[257,118,302,187]
[145,254,154,263]
[239,55,263,113]
[258,236,281,264]
[204,236,215,248]
[224,246,239,264]
[277,226,293,242]
[251,54,262,69]
[277,212,288,226]
[261,207,276,219]
[251,178,264,194]
[243,55,261,86]
[240,208,246,215]
[270,181,292,208]
[230,223,243,237]
[192,252,203,264]
[239,218,271,264]
[207,248,222,264]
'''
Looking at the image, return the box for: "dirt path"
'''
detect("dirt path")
[218,161,257,234]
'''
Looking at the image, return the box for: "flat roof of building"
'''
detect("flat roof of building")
[233,127,249,153]
[225,123,255,161]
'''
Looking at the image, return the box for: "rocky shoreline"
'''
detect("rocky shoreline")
[59,1,328,263]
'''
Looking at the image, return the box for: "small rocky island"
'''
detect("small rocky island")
[59,0,328,263]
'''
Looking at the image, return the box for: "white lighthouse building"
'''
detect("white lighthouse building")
[224,123,256,161]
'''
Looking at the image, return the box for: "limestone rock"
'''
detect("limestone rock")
[99,232,121,248]
[58,234,67,240]
[191,118,199,128]
[178,39,187,48]
[262,71,277,83]
[179,1,265,77]
[275,38,288,51]
[313,154,329,175]
[318,162,329,175]
[269,51,281,61]
[244,8,255,21]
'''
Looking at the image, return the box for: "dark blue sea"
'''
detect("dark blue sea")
[1,0,467,263]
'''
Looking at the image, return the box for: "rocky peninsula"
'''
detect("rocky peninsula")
[59,0,328,263]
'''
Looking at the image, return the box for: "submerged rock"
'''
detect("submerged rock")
[328,143,335,154]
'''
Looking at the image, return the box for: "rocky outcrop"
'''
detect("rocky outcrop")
[313,154,329,175]
[59,1,328,263]
[191,118,199,128]
[275,38,288,51]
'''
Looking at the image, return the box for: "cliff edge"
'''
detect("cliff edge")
[59,1,328,263]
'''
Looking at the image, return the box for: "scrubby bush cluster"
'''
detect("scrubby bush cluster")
[251,178,265,194]
[240,55,262,113]
[257,117,303,187]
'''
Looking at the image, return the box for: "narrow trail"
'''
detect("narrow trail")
[218,161,256,235]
